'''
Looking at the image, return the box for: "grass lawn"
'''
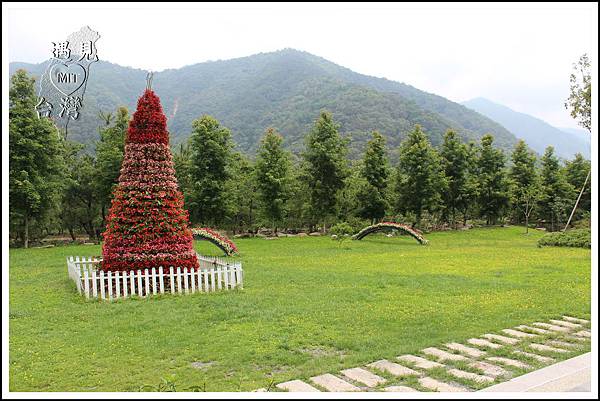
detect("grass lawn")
[9,226,590,392]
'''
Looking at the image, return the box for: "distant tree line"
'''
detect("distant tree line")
[9,70,591,247]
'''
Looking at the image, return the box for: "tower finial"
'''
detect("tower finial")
[146,71,154,90]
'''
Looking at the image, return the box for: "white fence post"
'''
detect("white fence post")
[115,271,121,300]
[151,267,157,295]
[169,267,175,294]
[137,269,143,297]
[159,266,165,294]
[107,271,113,301]
[92,270,98,298]
[83,269,90,299]
[123,271,128,298]
[176,267,182,294]
[99,270,105,300]
[130,270,135,297]
[144,269,150,296]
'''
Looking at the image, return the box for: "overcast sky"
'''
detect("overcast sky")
[4,3,597,129]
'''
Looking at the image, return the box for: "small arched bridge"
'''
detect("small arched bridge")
[192,228,240,256]
[352,222,428,245]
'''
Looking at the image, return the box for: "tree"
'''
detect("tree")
[172,141,194,207]
[357,131,389,223]
[226,152,257,233]
[563,54,591,231]
[439,130,472,227]
[94,107,129,223]
[255,128,291,232]
[102,89,198,271]
[476,134,508,225]
[188,115,233,226]
[9,69,65,248]
[394,125,445,227]
[564,153,591,218]
[62,151,103,242]
[538,146,574,232]
[565,54,591,132]
[509,140,540,232]
[302,111,348,232]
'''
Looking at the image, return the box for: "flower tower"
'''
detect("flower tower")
[101,87,198,271]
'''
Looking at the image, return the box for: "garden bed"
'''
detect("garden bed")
[67,253,243,301]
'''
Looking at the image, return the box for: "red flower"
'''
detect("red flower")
[102,90,198,271]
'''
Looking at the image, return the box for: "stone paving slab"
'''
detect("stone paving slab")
[530,343,569,354]
[397,355,444,369]
[310,373,360,392]
[367,360,419,377]
[422,347,469,362]
[447,368,494,383]
[532,322,570,333]
[469,361,508,378]
[340,367,386,387]
[418,377,467,392]
[467,338,502,349]
[487,356,532,369]
[513,350,555,364]
[547,340,580,349]
[562,315,589,325]
[516,325,552,335]
[383,385,419,392]
[445,342,486,358]
[482,333,519,345]
[276,379,320,392]
[502,328,538,338]
[549,319,582,329]
[572,330,591,338]
[480,352,591,392]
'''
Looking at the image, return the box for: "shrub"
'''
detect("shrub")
[538,229,590,249]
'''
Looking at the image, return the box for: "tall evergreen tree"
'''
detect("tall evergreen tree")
[394,125,445,227]
[94,106,129,222]
[439,130,471,227]
[509,140,539,232]
[255,128,291,232]
[538,146,574,231]
[476,134,509,225]
[357,131,389,223]
[302,111,348,232]
[564,153,591,218]
[9,69,65,248]
[188,115,233,226]
[226,152,257,233]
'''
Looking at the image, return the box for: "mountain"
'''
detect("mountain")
[462,97,590,160]
[10,49,518,158]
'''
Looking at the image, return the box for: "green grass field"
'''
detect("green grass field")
[9,226,590,391]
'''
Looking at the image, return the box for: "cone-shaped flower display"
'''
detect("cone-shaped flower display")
[101,89,198,271]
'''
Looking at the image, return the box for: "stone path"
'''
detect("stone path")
[254,315,591,392]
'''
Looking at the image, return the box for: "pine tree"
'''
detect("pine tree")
[9,69,65,248]
[394,125,445,227]
[101,89,198,271]
[476,134,508,225]
[227,152,257,233]
[357,131,389,223]
[302,111,348,232]
[564,153,591,219]
[255,128,291,232]
[439,130,471,227]
[538,146,574,231]
[95,107,129,222]
[509,140,539,232]
[188,115,233,226]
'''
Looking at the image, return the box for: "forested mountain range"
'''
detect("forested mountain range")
[10,49,519,158]
[462,97,590,160]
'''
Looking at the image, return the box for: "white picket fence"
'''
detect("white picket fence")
[66,253,243,301]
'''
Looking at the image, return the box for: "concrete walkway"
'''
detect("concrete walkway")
[480,352,591,392]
